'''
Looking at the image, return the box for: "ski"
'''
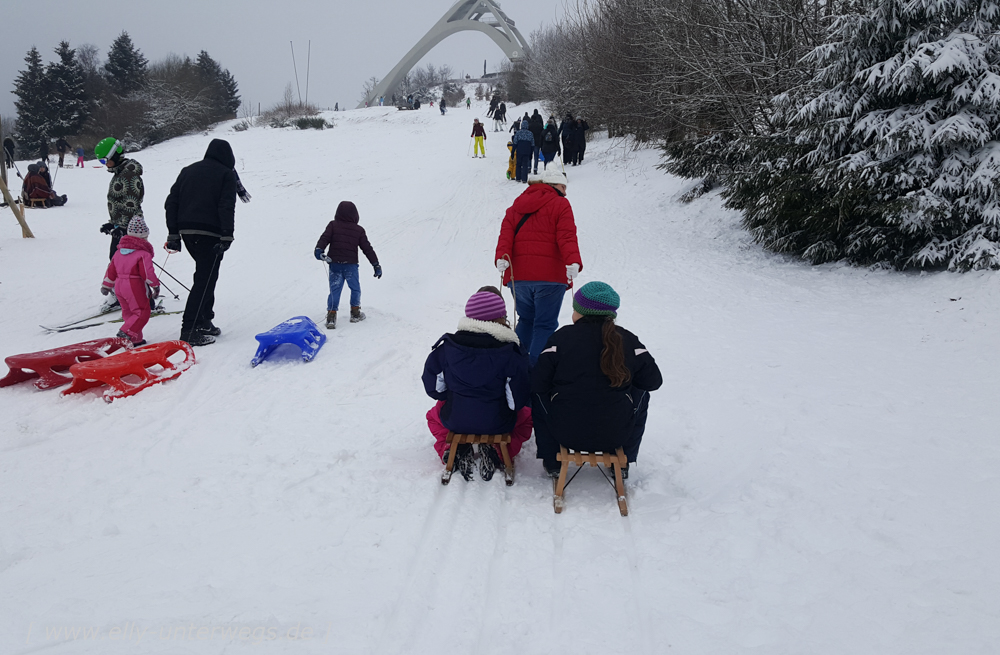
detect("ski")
[41,309,182,333]
[42,306,122,331]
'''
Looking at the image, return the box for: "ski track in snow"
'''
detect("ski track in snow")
[2,96,1000,654]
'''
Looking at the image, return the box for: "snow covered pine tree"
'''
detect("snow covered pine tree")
[729,0,1000,270]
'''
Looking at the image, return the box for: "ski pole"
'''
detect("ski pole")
[501,254,516,330]
[153,260,192,293]
[157,253,181,300]
[467,138,474,157]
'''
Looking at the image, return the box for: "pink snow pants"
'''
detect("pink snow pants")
[115,276,151,343]
[427,400,533,459]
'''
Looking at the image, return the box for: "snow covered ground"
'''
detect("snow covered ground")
[2,97,1000,655]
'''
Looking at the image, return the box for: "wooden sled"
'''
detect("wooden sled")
[441,431,514,486]
[553,446,628,516]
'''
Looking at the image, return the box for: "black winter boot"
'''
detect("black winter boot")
[180,330,215,346]
[326,310,337,329]
[350,306,366,323]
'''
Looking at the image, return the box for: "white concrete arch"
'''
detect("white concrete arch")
[358,0,530,108]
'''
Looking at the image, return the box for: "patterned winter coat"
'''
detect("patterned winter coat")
[106,158,144,229]
[495,182,583,286]
[512,126,535,155]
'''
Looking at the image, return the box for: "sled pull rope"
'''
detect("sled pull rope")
[501,253,516,330]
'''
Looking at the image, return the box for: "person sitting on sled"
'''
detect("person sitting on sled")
[531,281,662,480]
[101,216,160,346]
[422,287,532,482]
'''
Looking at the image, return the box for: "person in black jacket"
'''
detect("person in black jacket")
[573,118,590,165]
[532,281,662,477]
[3,137,14,169]
[164,139,240,346]
[529,109,544,174]
[540,117,561,170]
[559,114,577,166]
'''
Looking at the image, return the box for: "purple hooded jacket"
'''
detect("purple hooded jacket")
[315,201,379,266]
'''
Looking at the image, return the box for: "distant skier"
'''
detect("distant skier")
[495,169,582,364]
[471,118,487,158]
[511,119,534,182]
[487,95,499,118]
[314,200,382,329]
[532,282,663,477]
[101,216,160,346]
[164,138,242,346]
[494,102,506,132]
[466,97,471,110]
[422,287,532,481]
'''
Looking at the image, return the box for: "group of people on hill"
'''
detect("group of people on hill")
[422,154,662,480]
[507,109,591,183]
[21,160,68,207]
[487,96,508,132]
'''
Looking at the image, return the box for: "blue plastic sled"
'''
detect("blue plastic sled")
[251,316,326,367]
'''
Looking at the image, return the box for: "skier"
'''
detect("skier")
[539,117,561,170]
[164,138,241,346]
[471,118,487,158]
[313,200,382,329]
[422,287,532,481]
[3,137,14,170]
[532,281,663,478]
[497,102,507,130]
[55,137,70,168]
[487,95,498,118]
[494,168,582,364]
[100,216,160,346]
[529,109,544,174]
[466,97,471,110]
[95,136,145,264]
[75,145,85,167]
[511,119,534,183]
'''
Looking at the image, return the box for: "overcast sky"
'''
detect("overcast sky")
[1,0,563,121]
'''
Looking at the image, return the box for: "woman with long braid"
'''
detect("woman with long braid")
[531,281,662,478]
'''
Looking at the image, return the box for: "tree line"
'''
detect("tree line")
[12,31,240,159]
[525,0,1000,271]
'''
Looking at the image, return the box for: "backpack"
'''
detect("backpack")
[544,131,554,143]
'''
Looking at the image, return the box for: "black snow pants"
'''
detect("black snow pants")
[181,234,224,332]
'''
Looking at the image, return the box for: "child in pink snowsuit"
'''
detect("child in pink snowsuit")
[421,287,533,481]
[101,216,160,346]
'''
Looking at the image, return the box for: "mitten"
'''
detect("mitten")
[164,238,182,253]
[314,248,325,261]
[213,240,231,254]
[100,286,111,296]
[566,263,580,283]
[100,223,114,235]
[374,265,383,279]
[496,258,509,273]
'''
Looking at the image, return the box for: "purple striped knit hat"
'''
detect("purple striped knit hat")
[573,281,619,318]
[465,291,507,321]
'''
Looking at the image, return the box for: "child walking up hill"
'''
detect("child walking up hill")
[314,201,382,329]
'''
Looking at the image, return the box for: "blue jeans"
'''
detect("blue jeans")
[328,263,361,311]
[515,149,532,181]
[533,146,541,172]
[509,281,566,364]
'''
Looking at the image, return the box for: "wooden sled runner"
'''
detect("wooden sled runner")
[441,431,514,486]
[553,446,629,516]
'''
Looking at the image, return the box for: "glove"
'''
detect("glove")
[164,238,181,253]
[150,285,160,299]
[496,258,509,273]
[100,223,114,235]
[111,225,126,238]
[213,240,231,254]
[100,286,111,296]
[566,263,580,283]
[314,248,325,261]
[374,265,382,279]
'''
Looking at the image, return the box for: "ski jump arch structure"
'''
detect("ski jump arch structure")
[358,0,530,108]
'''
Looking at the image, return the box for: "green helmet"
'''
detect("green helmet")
[95,137,123,160]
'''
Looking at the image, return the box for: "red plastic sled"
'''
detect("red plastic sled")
[61,340,195,402]
[0,337,132,390]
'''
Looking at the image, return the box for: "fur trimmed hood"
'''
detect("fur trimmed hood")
[117,235,154,256]
[456,317,520,345]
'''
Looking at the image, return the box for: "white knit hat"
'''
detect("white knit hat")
[127,216,149,239]
[529,169,568,187]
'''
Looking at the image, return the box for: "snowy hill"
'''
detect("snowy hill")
[2,100,1000,654]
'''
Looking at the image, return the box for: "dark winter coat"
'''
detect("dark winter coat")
[471,122,487,138]
[422,318,530,435]
[529,112,544,144]
[574,120,590,148]
[540,124,561,158]
[55,138,69,153]
[107,157,145,229]
[495,182,582,286]
[164,139,237,241]
[4,138,15,157]
[315,201,379,266]
[513,125,535,155]
[532,316,662,451]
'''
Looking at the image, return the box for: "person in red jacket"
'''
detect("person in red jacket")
[494,169,582,364]
[314,200,382,329]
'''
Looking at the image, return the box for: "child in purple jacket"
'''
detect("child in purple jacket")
[314,201,382,329]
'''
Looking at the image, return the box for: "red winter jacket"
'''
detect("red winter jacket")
[495,183,582,286]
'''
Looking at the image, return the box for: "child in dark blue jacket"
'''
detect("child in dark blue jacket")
[422,287,532,481]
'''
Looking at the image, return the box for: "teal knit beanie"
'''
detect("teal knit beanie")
[573,281,620,318]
